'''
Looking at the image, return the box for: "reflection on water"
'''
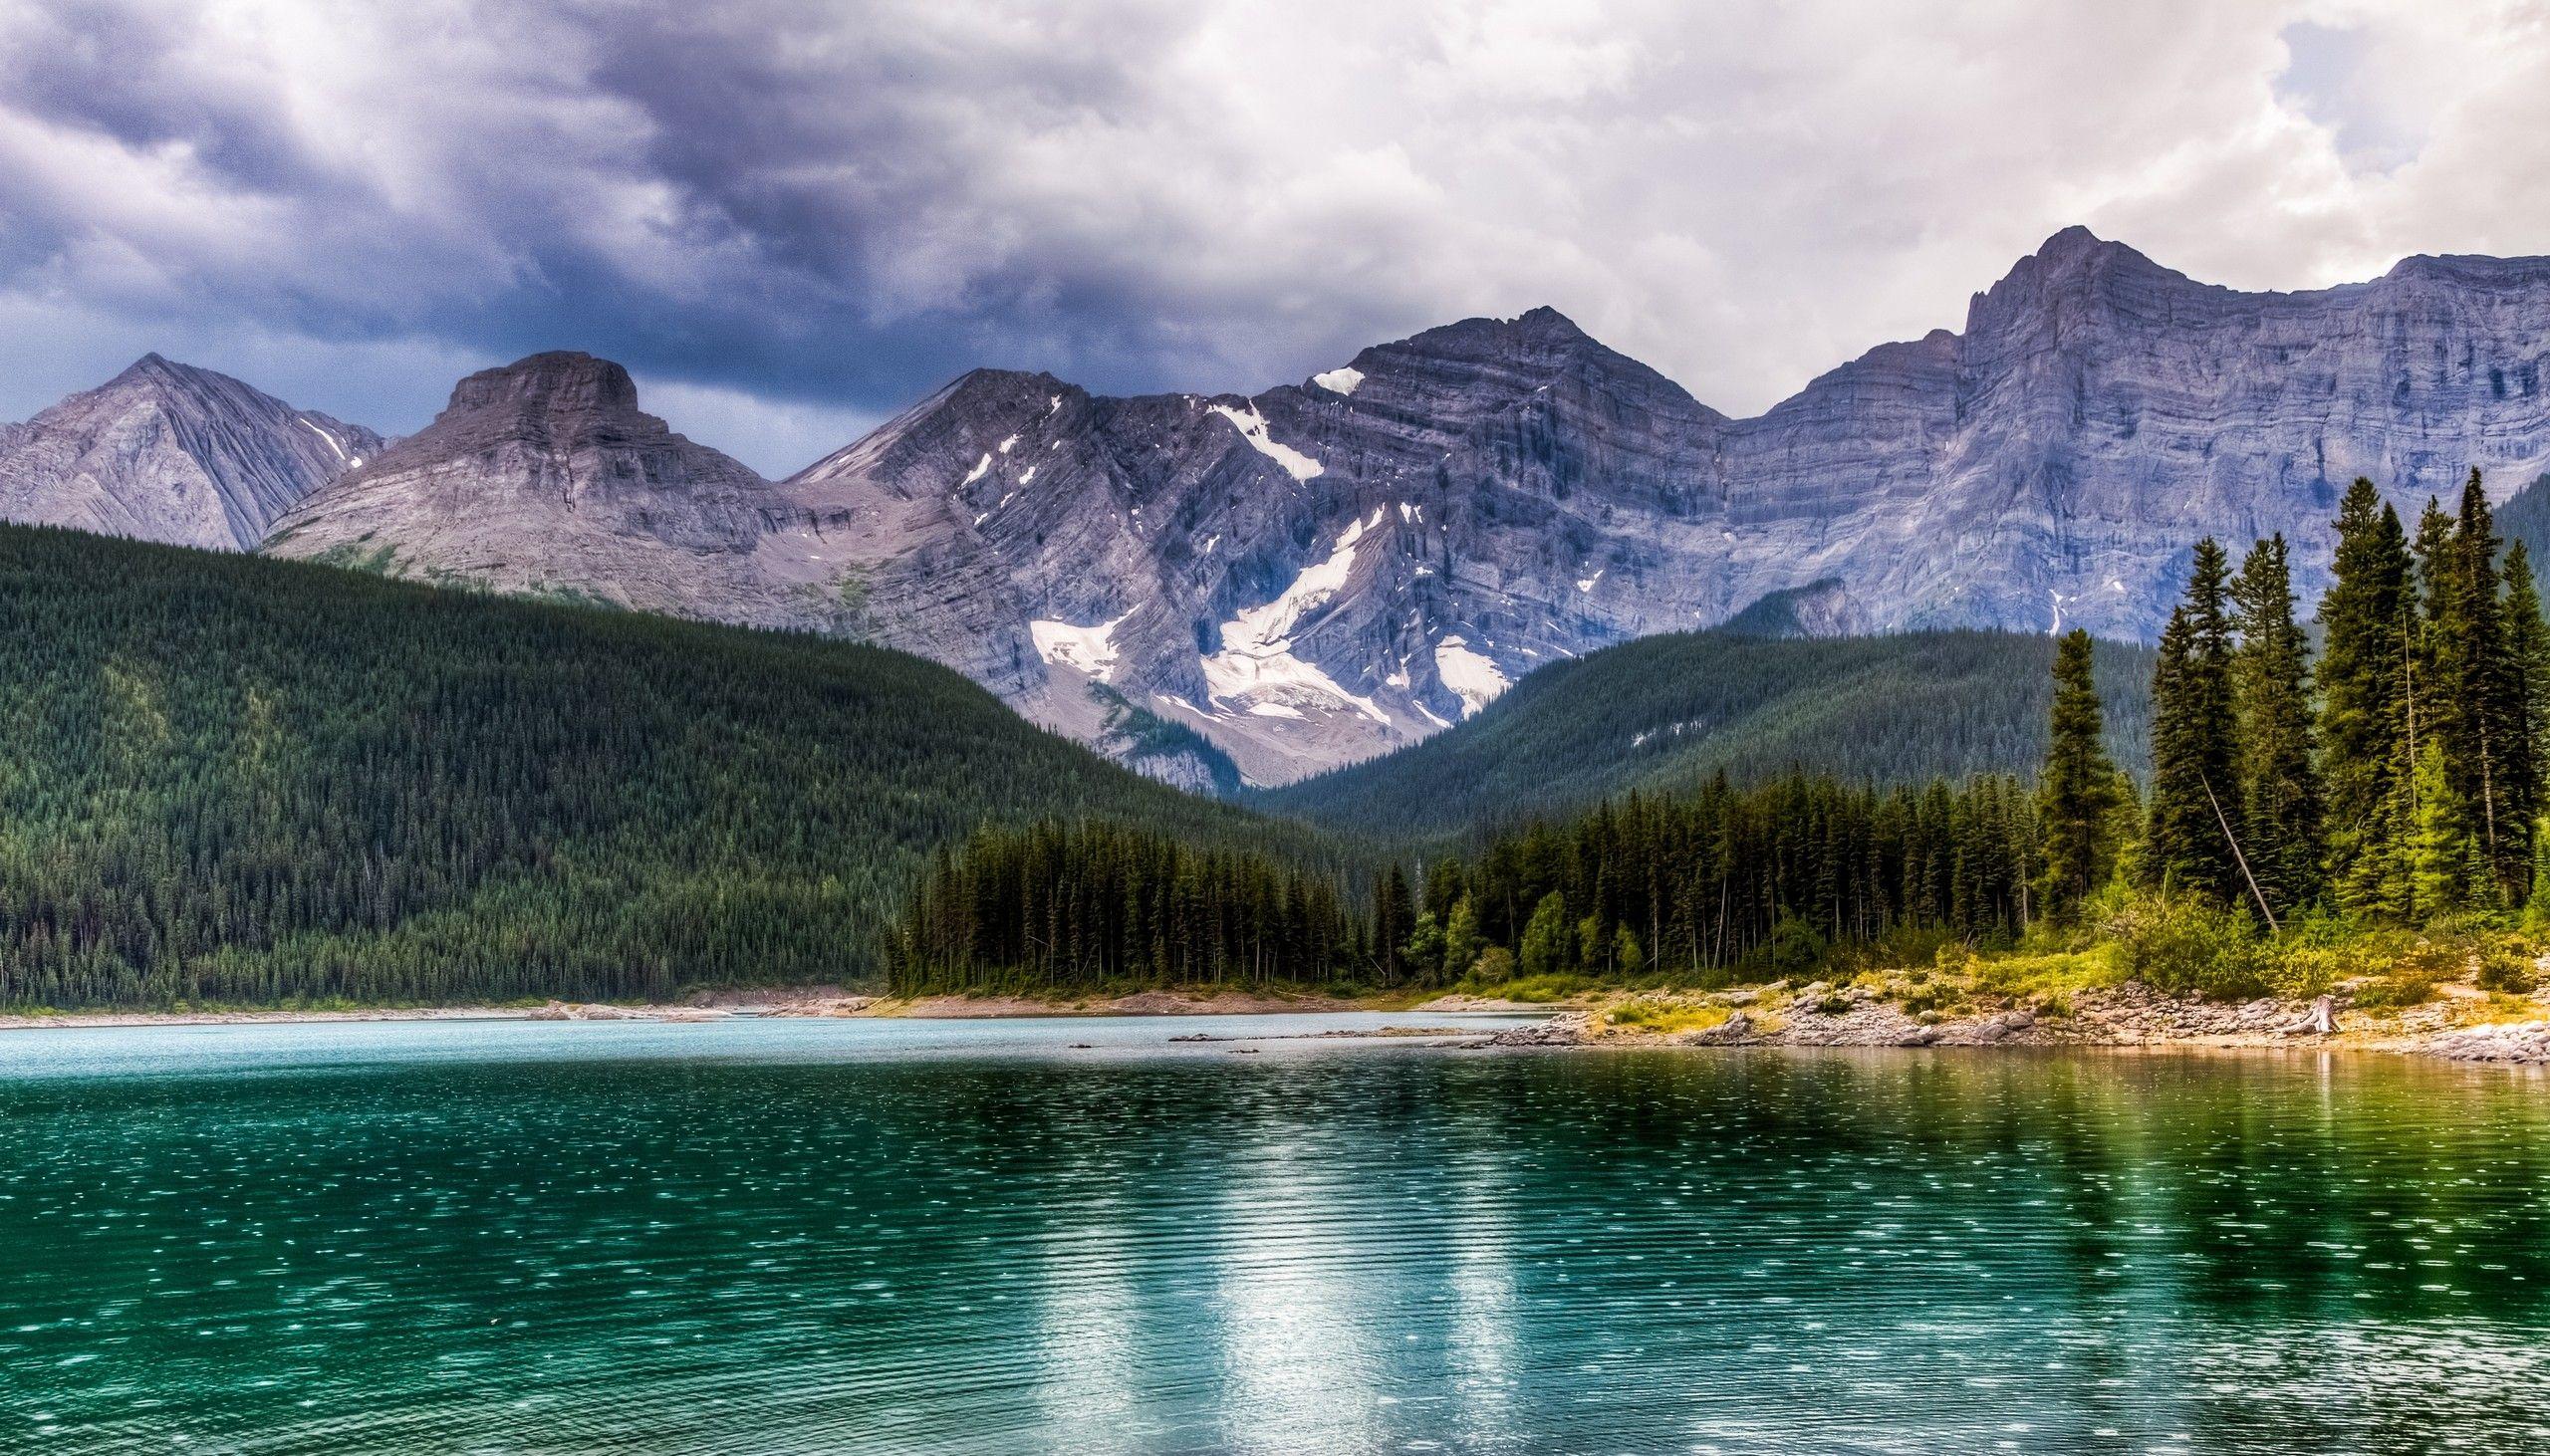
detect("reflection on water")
[6,1018,2550,1452]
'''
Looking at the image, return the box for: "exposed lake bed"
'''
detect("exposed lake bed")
[10,1018,2550,1452]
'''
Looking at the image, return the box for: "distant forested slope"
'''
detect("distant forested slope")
[0,525,1307,1008]
[1258,629,2154,838]
[2497,472,2550,565]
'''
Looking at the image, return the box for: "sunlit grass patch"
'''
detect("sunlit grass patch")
[1968,942,2129,1003]
[1599,999,1732,1036]
[1468,972,1596,1004]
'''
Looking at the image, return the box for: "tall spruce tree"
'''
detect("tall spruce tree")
[2457,473,2535,901]
[2230,535,2324,915]
[2038,628,2124,922]
[2407,496,2473,917]
[2145,540,2244,905]
[1373,863,1414,982]
[2317,480,2415,910]
[2503,542,2550,892]
[2409,474,2533,903]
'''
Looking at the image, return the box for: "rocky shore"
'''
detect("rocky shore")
[1448,976,2550,1065]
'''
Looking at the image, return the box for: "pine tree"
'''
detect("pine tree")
[2451,472,2529,897]
[2403,475,2535,905]
[1373,863,1413,982]
[2145,541,2242,904]
[2230,535,2324,915]
[2318,480,2416,916]
[2506,541,2550,907]
[2506,540,2549,771]
[2409,737,2468,915]
[2037,628,2123,922]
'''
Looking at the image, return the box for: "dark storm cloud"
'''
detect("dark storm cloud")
[1,2,2545,474]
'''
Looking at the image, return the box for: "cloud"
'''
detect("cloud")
[3,0,2549,465]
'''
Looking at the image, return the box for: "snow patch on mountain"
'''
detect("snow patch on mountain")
[1029,610,1133,682]
[1199,509,1385,723]
[1207,402,1324,481]
[1432,636,1509,717]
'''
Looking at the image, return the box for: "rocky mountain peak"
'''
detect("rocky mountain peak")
[113,352,180,383]
[265,351,780,617]
[101,352,264,407]
[1998,225,2177,288]
[2029,223,2110,263]
[1349,305,1725,434]
[446,351,642,421]
[1512,304,1594,341]
[1959,226,2200,348]
[0,356,381,551]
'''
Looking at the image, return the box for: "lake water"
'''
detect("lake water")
[8,1016,2550,1453]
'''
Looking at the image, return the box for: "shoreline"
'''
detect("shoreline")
[7,982,2550,1065]
[0,987,1464,1034]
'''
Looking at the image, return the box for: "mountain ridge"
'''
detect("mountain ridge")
[10,228,2550,785]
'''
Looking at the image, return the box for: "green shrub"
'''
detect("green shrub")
[1492,973,1595,1004]
[2105,895,2267,999]
[2351,972,2438,1010]
[2476,946,2536,995]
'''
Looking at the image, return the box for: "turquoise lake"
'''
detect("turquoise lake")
[7,1015,2550,1453]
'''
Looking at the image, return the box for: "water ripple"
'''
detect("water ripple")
[5,1021,2550,1452]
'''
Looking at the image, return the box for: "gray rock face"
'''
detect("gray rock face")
[782,230,2550,783]
[264,353,812,625]
[778,307,1734,784]
[0,355,382,550]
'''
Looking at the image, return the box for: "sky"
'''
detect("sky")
[3,1,2548,476]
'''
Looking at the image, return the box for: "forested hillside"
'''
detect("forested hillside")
[1259,630,2154,839]
[0,525,1310,1008]
[2495,472,2550,565]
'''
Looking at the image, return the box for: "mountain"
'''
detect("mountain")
[1256,629,2155,840]
[263,352,791,619]
[18,229,2549,788]
[0,521,1310,1009]
[769,230,2550,784]
[262,351,1246,791]
[775,309,1724,787]
[0,355,382,550]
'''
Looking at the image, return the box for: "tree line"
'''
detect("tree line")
[890,771,2047,992]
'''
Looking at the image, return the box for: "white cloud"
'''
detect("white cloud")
[3,0,2548,437]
